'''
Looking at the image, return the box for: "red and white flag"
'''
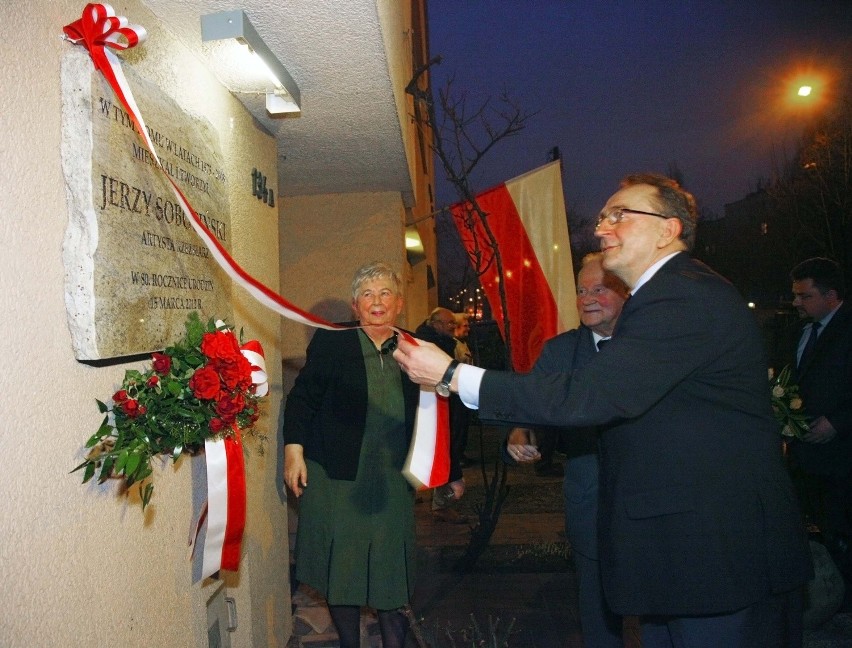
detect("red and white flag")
[450,161,577,371]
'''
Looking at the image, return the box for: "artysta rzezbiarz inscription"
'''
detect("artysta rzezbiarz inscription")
[62,51,234,359]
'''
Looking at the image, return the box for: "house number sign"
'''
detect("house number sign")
[251,168,275,207]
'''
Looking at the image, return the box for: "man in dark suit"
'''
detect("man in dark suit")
[789,257,852,579]
[507,252,629,647]
[394,174,812,647]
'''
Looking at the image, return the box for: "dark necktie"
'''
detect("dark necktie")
[596,338,610,352]
[799,321,821,369]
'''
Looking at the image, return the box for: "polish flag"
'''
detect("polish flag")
[450,161,577,371]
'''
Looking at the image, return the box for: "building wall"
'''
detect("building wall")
[0,2,289,646]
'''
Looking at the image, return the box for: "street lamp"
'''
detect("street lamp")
[782,69,832,114]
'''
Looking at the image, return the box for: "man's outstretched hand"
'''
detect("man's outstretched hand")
[393,337,453,388]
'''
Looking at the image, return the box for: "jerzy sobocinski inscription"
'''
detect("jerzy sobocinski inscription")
[61,49,233,360]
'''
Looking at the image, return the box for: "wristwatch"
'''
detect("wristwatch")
[435,360,460,398]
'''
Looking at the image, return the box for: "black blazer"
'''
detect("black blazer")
[282,326,420,481]
[478,254,812,616]
[790,301,852,478]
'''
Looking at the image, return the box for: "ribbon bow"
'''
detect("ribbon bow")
[63,3,147,53]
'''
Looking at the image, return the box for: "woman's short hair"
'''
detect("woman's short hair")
[350,261,403,300]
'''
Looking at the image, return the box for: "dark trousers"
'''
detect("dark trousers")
[640,588,804,648]
[449,395,470,470]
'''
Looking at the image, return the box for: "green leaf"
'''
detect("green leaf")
[185,312,205,346]
[115,450,129,474]
[141,482,154,510]
[125,452,141,477]
[85,433,102,449]
[96,399,109,413]
[70,460,88,474]
[83,462,96,483]
[98,456,114,483]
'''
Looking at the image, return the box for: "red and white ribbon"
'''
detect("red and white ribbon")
[402,390,450,490]
[202,430,245,577]
[199,339,268,579]
[64,4,342,332]
[240,339,269,398]
[64,4,450,576]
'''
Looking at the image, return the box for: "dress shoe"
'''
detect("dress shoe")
[432,508,469,524]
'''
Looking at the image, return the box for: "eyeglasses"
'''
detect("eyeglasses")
[595,207,671,229]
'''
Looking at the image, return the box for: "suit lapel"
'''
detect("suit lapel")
[798,302,851,377]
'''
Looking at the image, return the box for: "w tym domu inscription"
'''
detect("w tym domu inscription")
[61,49,233,359]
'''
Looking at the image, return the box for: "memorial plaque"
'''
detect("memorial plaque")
[61,50,233,359]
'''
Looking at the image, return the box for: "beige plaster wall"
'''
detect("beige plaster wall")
[0,2,289,646]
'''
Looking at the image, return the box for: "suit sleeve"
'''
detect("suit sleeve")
[480,271,767,429]
[826,328,852,438]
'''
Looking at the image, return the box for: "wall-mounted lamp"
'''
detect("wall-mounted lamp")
[201,9,301,115]
[405,227,426,265]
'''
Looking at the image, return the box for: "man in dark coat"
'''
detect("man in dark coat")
[789,257,852,580]
[507,252,629,647]
[394,174,813,647]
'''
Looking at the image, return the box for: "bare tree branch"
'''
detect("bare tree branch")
[407,57,535,369]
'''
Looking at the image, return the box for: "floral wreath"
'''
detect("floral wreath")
[74,312,267,509]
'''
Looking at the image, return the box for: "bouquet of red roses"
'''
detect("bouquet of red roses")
[74,312,266,508]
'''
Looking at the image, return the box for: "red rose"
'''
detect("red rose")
[121,399,142,418]
[151,352,172,375]
[215,392,246,423]
[112,389,129,403]
[218,355,253,391]
[209,418,226,433]
[201,331,242,363]
[146,375,160,388]
[189,366,220,400]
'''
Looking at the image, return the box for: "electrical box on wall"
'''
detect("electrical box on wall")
[207,585,237,648]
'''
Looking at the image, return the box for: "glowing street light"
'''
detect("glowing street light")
[797,85,812,97]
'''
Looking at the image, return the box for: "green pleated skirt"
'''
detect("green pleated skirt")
[294,332,416,609]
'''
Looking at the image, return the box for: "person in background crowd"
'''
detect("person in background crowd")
[283,262,417,648]
[393,174,812,647]
[507,252,629,647]
[453,313,475,467]
[415,308,467,523]
[788,257,852,583]
[454,313,473,364]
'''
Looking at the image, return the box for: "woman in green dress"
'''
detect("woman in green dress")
[283,262,420,648]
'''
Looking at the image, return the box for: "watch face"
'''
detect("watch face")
[435,382,450,398]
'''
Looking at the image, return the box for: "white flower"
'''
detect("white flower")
[790,398,803,411]
[781,424,796,437]
[772,385,786,398]
[768,367,775,380]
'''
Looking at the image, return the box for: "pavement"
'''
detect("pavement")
[289,425,852,647]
